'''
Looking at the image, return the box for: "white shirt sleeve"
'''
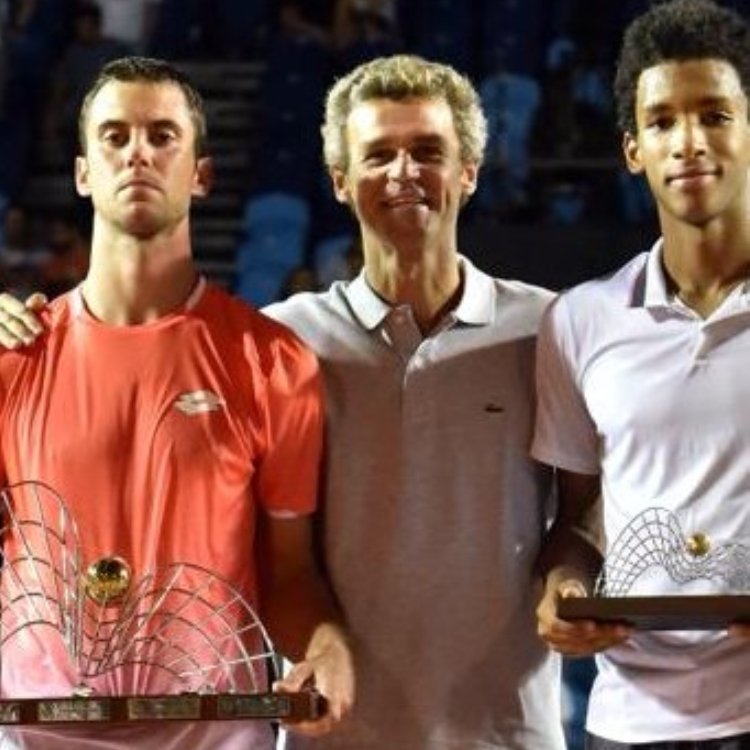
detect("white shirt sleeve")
[531,294,601,475]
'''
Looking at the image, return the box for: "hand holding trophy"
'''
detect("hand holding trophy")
[559,507,750,630]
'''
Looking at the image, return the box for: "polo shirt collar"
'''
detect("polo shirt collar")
[453,255,494,325]
[640,238,750,311]
[642,238,671,309]
[343,254,493,331]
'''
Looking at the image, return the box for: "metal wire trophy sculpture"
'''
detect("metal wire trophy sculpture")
[560,507,750,630]
[0,482,324,725]
[595,507,750,596]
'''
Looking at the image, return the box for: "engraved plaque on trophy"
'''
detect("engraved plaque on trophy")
[558,507,750,630]
[0,481,326,724]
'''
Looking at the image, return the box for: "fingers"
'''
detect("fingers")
[24,292,49,311]
[274,664,336,738]
[275,636,355,738]
[537,577,632,657]
[0,292,46,349]
[727,622,750,638]
[274,661,314,694]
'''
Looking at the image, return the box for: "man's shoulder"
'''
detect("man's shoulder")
[540,251,650,342]
[0,293,74,392]
[196,284,320,370]
[463,259,556,334]
[262,283,352,340]
[552,251,649,314]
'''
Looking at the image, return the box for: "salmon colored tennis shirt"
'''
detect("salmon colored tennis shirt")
[0,278,324,701]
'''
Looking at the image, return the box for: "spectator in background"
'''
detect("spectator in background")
[332,0,401,70]
[0,0,68,203]
[95,0,160,53]
[0,204,50,298]
[278,0,335,49]
[280,265,319,299]
[41,211,90,296]
[478,45,541,219]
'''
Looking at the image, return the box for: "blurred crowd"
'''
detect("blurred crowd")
[2,0,744,301]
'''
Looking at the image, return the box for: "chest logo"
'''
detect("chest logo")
[174,390,225,415]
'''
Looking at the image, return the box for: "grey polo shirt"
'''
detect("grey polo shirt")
[265,255,563,750]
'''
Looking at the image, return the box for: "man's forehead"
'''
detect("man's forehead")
[86,80,192,126]
[347,96,456,141]
[637,58,746,108]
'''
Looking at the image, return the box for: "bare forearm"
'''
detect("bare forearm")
[536,470,604,589]
[536,520,604,593]
[261,569,345,662]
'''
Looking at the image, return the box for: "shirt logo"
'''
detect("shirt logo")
[174,390,225,415]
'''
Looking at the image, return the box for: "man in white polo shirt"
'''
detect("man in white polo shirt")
[532,1,750,749]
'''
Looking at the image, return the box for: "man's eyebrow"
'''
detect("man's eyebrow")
[643,95,736,114]
[95,118,183,135]
[362,133,446,150]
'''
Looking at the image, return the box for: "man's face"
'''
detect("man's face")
[75,80,211,239]
[623,58,750,228]
[331,97,477,251]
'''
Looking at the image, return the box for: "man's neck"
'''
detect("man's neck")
[363,240,462,333]
[661,213,750,317]
[83,229,198,325]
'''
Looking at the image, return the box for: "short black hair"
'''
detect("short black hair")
[78,56,208,156]
[614,0,750,133]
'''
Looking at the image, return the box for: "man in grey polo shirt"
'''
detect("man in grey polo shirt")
[266,55,563,750]
[0,55,564,750]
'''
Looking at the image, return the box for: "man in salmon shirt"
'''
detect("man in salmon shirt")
[0,56,353,750]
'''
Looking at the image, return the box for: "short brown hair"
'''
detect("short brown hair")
[78,56,208,156]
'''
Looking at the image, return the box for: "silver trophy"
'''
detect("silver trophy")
[0,481,324,725]
[559,507,750,630]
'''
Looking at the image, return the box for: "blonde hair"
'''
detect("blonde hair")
[322,54,487,170]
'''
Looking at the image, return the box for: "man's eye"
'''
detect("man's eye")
[647,116,672,131]
[413,146,443,162]
[153,130,177,144]
[364,151,390,165]
[702,111,731,126]
[102,131,126,146]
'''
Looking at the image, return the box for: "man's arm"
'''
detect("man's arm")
[256,512,354,736]
[0,292,46,348]
[536,469,632,656]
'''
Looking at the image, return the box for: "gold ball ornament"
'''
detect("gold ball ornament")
[84,556,132,605]
[685,533,711,558]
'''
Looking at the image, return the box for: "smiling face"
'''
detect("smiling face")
[623,58,750,230]
[330,97,477,255]
[75,79,212,240]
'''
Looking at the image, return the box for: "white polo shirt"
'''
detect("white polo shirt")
[266,256,565,750]
[532,240,750,743]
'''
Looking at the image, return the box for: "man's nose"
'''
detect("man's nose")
[388,150,419,180]
[672,117,707,159]
[125,133,153,165]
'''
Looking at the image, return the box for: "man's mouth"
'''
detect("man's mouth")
[667,169,718,185]
[385,196,426,207]
[120,178,160,192]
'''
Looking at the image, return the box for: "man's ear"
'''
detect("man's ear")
[192,156,214,198]
[330,166,351,206]
[622,131,643,175]
[460,161,479,203]
[75,156,91,197]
